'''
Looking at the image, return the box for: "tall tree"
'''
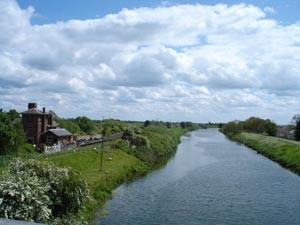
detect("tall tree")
[0,109,17,154]
[74,116,96,135]
[292,114,300,141]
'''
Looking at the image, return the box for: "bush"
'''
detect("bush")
[0,158,89,224]
[0,171,52,223]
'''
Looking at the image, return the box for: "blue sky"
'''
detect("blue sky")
[17,0,300,24]
[1,0,300,124]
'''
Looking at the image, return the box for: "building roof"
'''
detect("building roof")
[47,129,73,137]
[20,108,46,115]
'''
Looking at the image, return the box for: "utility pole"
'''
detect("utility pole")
[100,129,106,171]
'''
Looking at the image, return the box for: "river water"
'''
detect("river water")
[97,129,300,225]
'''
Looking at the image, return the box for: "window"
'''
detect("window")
[47,136,54,144]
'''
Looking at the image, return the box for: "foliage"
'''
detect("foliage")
[96,119,134,136]
[46,145,148,221]
[180,121,186,129]
[74,116,97,135]
[50,214,88,225]
[9,158,89,217]
[0,171,52,223]
[222,117,277,136]
[221,121,243,135]
[55,118,82,134]
[0,109,27,155]
[17,143,36,156]
[7,109,20,121]
[144,120,151,127]
[292,114,300,141]
[0,109,18,155]
[0,158,89,224]
[229,132,300,175]
[264,119,277,136]
[243,117,277,136]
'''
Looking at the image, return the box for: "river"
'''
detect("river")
[96,128,300,225]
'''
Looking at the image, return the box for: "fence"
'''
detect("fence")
[44,143,61,154]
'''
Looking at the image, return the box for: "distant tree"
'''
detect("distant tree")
[180,122,186,129]
[265,119,277,136]
[244,117,264,133]
[58,118,81,134]
[166,122,171,128]
[222,121,243,135]
[144,120,151,127]
[74,116,96,135]
[292,114,300,141]
[186,122,193,129]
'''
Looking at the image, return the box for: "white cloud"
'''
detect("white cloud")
[0,0,299,124]
[264,7,276,14]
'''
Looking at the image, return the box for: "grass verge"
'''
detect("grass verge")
[227,132,300,175]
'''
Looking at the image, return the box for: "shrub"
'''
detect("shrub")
[0,171,52,223]
[0,158,89,224]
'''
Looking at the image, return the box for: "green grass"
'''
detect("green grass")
[230,132,300,175]
[0,124,190,223]
[43,144,148,221]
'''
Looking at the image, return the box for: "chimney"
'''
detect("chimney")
[43,107,45,113]
[28,103,37,109]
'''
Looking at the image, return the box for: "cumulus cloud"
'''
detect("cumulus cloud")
[0,0,299,123]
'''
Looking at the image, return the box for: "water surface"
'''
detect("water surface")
[97,129,300,225]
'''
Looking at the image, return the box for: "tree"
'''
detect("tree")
[0,109,17,154]
[265,119,277,136]
[243,117,277,135]
[292,114,300,141]
[180,122,186,129]
[144,120,151,127]
[74,116,96,134]
[7,109,19,121]
[57,118,81,134]
[222,121,243,135]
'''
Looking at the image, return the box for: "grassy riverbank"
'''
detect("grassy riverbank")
[46,144,148,221]
[226,132,300,175]
[0,121,196,224]
[45,124,190,223]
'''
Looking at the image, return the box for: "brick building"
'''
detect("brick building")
[20,103,56,144]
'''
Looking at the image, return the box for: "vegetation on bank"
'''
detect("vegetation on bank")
[227,132,300,175]
[0,158,89,225]
[221,117,277,136]
[0,116,202,224]
[221,116,300,175]
[0,109,34,156]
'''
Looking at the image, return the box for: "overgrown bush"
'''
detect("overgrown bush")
[0,171,52,223]
[0,158,89,224]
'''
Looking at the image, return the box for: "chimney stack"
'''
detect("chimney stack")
[28,103,37,109]
[43,107,45,113]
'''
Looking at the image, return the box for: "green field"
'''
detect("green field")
[229,132,300,175]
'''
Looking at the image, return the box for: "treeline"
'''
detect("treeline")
[221,117,277,136]
[143,120,219,130]
[0,109,33,155]
[55,116,97,135]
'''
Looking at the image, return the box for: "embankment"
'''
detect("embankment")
[224,132,300,175]
[46,126,189,223]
